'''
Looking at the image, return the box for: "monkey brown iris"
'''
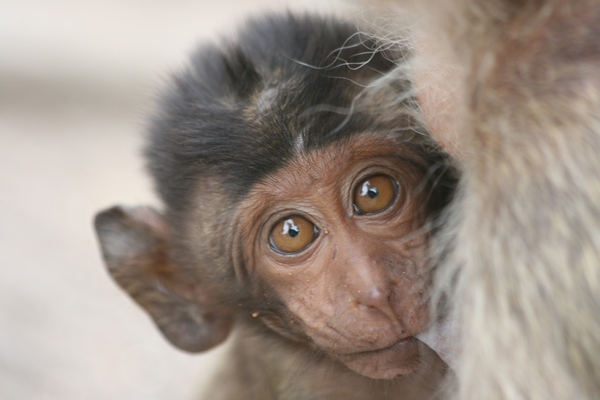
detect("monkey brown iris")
[270,216,316,254]
[354,174,396,214]
[93,13,454,400]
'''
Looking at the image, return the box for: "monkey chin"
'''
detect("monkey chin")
[335,337,439,380]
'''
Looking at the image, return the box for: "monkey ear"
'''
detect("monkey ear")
[93,205,233,352]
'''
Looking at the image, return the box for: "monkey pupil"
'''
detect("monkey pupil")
[289,227,299,238]
[367,188,378,199]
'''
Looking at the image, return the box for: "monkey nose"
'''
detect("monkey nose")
[351,281,393,312]
[339,243,394,311]
[357,287,387,308]
[353,283,404,330]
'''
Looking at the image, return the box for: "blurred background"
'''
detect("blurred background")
[0,0,361,398]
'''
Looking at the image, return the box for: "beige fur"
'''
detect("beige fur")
[367,1,600,398]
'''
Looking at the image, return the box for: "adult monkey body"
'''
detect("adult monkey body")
[94,14,454,399]
[384,0,600,398]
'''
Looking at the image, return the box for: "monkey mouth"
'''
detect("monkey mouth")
[334,336,425,379]
[335,335,415,356]
[361,336,415,354]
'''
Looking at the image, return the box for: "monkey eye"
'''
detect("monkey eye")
[353,174,397,215]
[269,216,317,254]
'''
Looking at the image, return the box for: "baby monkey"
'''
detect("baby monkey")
[94,13,454,400]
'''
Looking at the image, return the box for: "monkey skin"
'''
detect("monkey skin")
[375,0,600,399]
[94,14,455,400]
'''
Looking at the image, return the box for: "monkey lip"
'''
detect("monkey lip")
[334,336,423,380]
[365,336,415,353]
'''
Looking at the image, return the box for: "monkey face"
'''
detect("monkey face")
[235,134,441,379]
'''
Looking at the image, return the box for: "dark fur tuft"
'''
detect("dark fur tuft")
[145,13,404,215]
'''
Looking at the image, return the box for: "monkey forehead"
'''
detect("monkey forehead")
[242,134,419,207]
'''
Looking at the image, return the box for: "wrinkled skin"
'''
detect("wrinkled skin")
[233,135,436,379]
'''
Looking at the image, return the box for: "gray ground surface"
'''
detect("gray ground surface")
[0,1,349,398]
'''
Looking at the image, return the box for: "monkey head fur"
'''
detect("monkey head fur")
[94,13,454,397]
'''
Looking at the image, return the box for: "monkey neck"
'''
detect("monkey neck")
[202,319,449,400]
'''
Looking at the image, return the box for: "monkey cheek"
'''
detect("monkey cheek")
[334,337,427,380]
